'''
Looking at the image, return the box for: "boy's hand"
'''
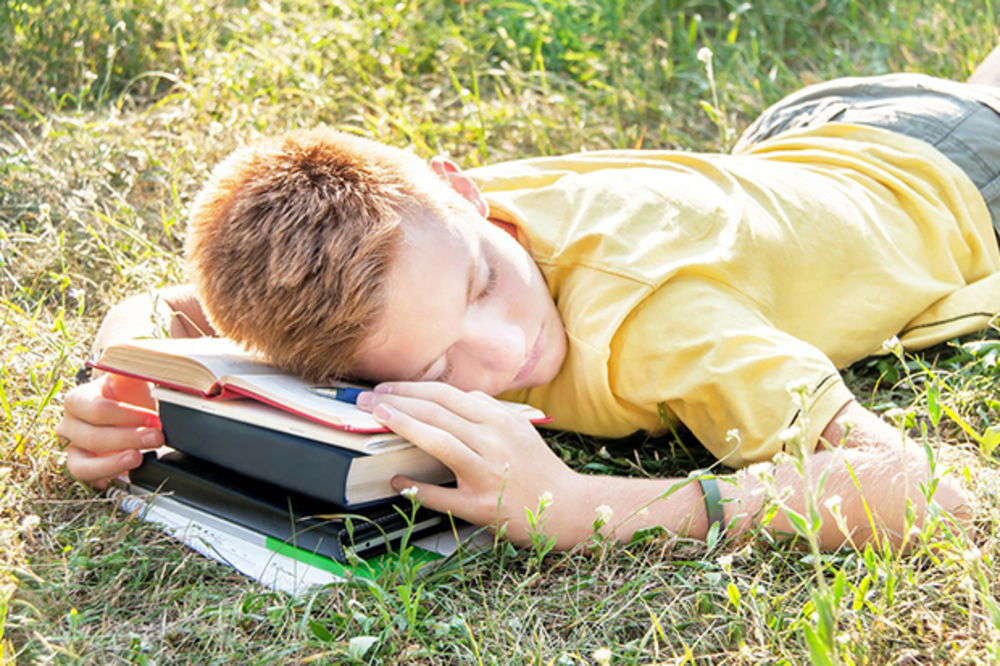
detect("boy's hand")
[56,373,164,488]
[357,382,588,547]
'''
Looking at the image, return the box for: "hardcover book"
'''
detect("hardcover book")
[154,387,454,506]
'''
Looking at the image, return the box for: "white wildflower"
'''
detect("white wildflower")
[779,425,802,444]
[592,647,612,665]
[696,47,713,64]
[964,547,982,565]
[881,335,902,354]
[400,485,419,500]
[594,505,614,526]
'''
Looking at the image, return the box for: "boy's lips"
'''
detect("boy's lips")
[512,325,545,386]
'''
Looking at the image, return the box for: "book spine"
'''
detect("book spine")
[159,402,358,506]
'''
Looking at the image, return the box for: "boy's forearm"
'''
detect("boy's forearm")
[557,433,967,550]
[549,473,710,548]
[92,284,214,355]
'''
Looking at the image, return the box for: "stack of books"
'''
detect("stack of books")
[94,337,545,591]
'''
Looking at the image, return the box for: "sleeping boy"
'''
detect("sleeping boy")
[57,49,1000,549]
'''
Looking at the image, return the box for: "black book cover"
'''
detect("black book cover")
[130,451,442,563]
[159,401,370,506]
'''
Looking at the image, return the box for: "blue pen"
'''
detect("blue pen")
[309,385,365,404]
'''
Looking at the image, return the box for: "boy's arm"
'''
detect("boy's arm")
[58,285,215,487]
[358,383,970,550]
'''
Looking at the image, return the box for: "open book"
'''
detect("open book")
[93,337,549,432]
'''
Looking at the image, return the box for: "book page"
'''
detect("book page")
[145,337,275,377]
[224,373,388,432]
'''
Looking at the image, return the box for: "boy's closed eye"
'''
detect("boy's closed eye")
[425,262,499,384]
[479,265,498,301]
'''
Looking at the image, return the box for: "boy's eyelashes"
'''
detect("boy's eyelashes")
[478,265,498,301]
[431,265,495,384]
[436,357,455,383]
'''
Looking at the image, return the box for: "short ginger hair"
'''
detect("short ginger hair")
[185,127,462,382]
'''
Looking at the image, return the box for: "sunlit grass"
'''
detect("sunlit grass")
[3,0,1000,662]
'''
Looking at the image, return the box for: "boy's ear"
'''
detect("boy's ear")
[429,157,489,218]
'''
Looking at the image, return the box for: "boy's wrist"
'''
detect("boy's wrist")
[540,472,601,549]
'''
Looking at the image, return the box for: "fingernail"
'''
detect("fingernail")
[373,403,395,422]
[373,384,393,394]
[120,450,142,469]
[145,414,161,428]
[141,430,162,447]
[355,391,374,409]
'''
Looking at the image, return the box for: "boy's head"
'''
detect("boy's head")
[186,127,567,393]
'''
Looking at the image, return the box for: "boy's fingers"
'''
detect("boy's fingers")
[372,401,481,471]
[373,381,501,423]
[64,389,159,428]
[371,392,486,444]
[56,420,163,455]
[390,476,460,517]
[102,373,156,409]
[65,446,144,486]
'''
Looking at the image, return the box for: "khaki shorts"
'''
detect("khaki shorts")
[736,73,1000,235]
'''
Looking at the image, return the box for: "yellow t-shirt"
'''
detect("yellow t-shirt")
[468,124,1000,467]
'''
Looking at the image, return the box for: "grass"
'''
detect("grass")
[2,0,1000,662]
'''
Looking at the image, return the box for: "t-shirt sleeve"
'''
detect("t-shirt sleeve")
[609,275,855,468]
